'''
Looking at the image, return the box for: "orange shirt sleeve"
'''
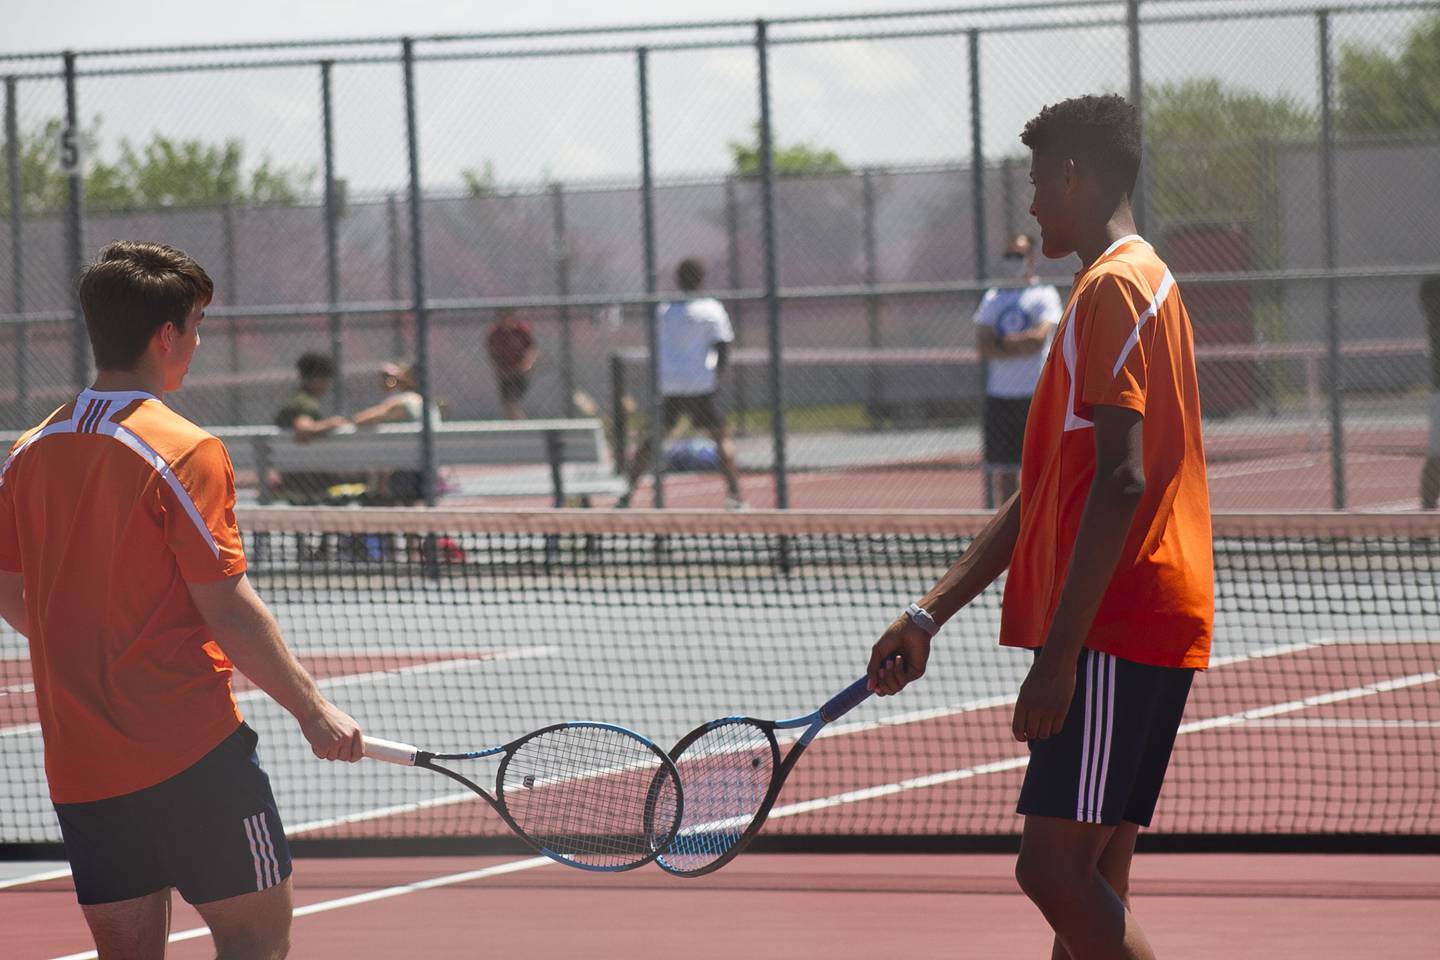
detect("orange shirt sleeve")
[163,437,247,583]
[1074,272,1149,421]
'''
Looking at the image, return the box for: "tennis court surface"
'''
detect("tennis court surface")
[3,508,1437,956]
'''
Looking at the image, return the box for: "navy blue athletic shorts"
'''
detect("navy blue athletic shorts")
[1017,648,1194,827]
[54,723,292,906]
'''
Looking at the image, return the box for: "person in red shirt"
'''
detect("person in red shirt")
[866,96,1212,960]
[487,308,539,420]
[0,241,363,959]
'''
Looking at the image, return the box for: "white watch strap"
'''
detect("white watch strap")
[905,602,940,637]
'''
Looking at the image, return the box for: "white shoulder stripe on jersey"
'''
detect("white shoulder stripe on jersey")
[98,422,221,559]
[1110,268,1176,379]
[0,420,78,486]
[1059,301,1091,433]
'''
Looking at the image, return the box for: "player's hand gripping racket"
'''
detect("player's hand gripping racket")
[658,670,880,877]
[365,722,683,872]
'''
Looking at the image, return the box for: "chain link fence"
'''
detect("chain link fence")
[2,2,1438,509]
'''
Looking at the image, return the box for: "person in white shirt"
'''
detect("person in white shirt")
[974,232,1063,504]
[616,258,745,509]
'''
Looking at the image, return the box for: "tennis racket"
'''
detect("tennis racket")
[657,671,878,877]
[365,722,683,872]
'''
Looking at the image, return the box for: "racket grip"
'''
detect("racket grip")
[364,736,420,766]
[819,675,875,723]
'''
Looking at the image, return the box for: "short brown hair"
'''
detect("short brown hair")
[79,241,214,371]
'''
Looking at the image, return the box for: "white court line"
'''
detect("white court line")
[0,866,71,891]
[26,640,1439,957]
[47,857,556,960]
[0,646,556,738]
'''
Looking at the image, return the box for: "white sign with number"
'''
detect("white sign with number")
[55,124,82,175]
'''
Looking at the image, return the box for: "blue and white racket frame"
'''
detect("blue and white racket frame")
[657,673,876,877]
[366,720,685,873]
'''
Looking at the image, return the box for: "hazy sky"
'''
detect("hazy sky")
[0,2,1418,194]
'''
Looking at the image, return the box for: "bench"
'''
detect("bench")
[5,418,623,507]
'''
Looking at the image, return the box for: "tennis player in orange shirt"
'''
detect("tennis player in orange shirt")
[0,241,362,959]
[868,95,1214,960]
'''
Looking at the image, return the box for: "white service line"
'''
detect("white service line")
[47,857,556,960]
[0,646,556,738]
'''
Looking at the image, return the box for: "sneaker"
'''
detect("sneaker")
[724,496,749,512]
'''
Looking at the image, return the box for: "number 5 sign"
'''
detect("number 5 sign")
[55,124,83,175]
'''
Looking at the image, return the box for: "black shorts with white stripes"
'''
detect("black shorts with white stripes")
[1017,648,1194,828]
[55,723,292,905]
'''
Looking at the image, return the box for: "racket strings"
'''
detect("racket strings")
[501,725,680,870]
[659,720,776,875]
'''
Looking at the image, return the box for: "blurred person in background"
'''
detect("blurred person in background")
[1420,275,1440,508]
[352,361,439,505]
[273,352,349,504]
[974,232,1063,505]
[615,257,745,510]
[487,308,538,420]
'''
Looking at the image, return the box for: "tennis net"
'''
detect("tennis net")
[2,508,1437,854]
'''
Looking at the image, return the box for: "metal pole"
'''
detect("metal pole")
[5,77,26,419]
[1126,0,1149,234]
[401,38,437,505]
[968,29,988,284]
[386,192,404,356]
[320,60,344,413]
[64,52,87,391]
[861,167,881,430]
[550,181,576,415]
[637,46,664,507]
[1318,11,1345,509]
[756,19,788,509]
[724,174,746,434]
[220,201,240,422]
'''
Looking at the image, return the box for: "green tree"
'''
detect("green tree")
[1336,13,1440,135]
[1145,78,1316,221]
[728,124,847,176]
[0,116,314,216]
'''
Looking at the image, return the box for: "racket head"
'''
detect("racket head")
[657,717,781,877]
[495,721,683,872]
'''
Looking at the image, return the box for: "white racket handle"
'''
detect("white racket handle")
[364,736,420,766]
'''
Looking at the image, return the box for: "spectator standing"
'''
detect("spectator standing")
[975,232,1064,505]
[487,308,538,420]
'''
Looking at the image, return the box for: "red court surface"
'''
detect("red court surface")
[5,852,1437,959]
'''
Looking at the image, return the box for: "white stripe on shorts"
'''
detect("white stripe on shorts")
[243,815,267,890]
[1077,651,1118,823]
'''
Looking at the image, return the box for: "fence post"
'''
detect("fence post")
[550,181,576,416]
[64,52,88,392]
[724,174,747,435]
[386,192,405,356]
[320,60,344,413]
[1318,10,1346,509]
[401,38,437,505]
[1126,0,1149,235]
[861,167,881,429]
[5,77,26,421]
[970,29,996,509]
[756,19,788,509]
[637,46,664,508]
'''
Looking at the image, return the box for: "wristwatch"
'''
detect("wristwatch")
[904,602,940,637]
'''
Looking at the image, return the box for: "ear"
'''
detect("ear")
[1062,158,1080,195]
[156,321,178,354]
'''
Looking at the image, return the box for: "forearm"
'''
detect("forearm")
[207,582,324,720]
[1040,470,1142,666]
[917,492,1021,625]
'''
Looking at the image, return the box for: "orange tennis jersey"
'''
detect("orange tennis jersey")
[0,390,247,803]
[1000,236,1213,669]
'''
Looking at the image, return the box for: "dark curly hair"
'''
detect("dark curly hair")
[1020,94,1141,196]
